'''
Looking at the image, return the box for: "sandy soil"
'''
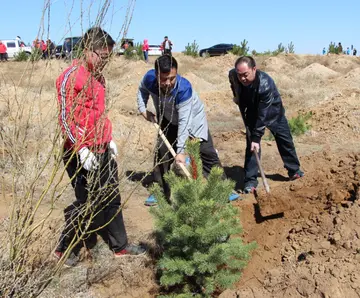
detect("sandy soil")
[1,53,360,297]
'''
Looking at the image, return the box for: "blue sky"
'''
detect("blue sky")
[1,0,359,54]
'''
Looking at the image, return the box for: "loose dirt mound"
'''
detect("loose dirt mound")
[224,152,360,298]
[296,63,339,80]
[335,67,360,87]
[327,57,359,74]
[182,72,217,92]
[262,57,294,72]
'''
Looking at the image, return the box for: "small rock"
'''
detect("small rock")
[343,241,352,250]
[341,201,352,208]
[333,217,342,225]
[296,279,315,297]
[292,243,300,250]
[320,240,331,249]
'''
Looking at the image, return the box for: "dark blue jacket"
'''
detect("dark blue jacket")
[229,69,285,143]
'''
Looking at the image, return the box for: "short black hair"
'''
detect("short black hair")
[164,36,168,39]
[155,54,178,73]
[81,27,115,51]
[234,56,256,69]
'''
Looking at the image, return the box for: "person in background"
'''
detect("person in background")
[353,48,357,56]
[322,47,326,55]
[338,42,343,54]
[142,39,149,63]
[47,39,55,58]
[64,38,72,60]
[0,41,7,62]
[41,40,48,59]
[54,27,145,267]
[161,36,173,55]
[228,56,304,193]
[346,47,351,55]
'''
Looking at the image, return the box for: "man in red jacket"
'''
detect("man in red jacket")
[55,27,145,267]
[0,41,7,62]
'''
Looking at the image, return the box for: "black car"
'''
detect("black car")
[55,36,82,59]
[199,43,234,57]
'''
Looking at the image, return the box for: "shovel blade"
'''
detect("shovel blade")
[255,190,287,217]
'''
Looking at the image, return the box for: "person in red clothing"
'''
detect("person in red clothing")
[142,39,149,63]
[54,27,145,267]
[0,41,8,62]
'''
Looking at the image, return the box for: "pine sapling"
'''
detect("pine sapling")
[150,140,256,297]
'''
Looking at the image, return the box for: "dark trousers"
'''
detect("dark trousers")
[57,148,128,254]
[163,49,171,55]
[0,53,7,61]
[154,118,223,199]
[244,114,301,187]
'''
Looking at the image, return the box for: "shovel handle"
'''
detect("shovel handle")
[153,122,192,180]
[240,119,271,194]
[253,150,270,194]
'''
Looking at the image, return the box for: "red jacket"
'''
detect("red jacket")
[56,61,112,153]
[0,43,7,54]
[142,40,149,51]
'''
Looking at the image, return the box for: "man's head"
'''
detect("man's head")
[155,54,178,92]
[235,56,257,86]
[164,36,168,40]
[81,27,115,72]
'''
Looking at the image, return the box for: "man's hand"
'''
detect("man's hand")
[141,110,157,123]
[79,147,99,171]
[175,153,187,165]
[109,140,118,159]
[251,142,260,153]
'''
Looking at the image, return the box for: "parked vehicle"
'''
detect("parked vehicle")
[55,36,82,59]
[199,43,234,57]
[148,44,162,56]
[1,39,31,59]
[114,38,135,55]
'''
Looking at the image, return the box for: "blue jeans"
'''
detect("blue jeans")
[143,51,148,62]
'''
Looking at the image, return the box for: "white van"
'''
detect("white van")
[0,39,32,58]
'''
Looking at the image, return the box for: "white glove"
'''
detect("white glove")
[78,147,99,171]
[109,140,118,159]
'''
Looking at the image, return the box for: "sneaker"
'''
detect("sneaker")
[114,244,147,257]
[289,170,304,181]
[144,194,157,206]
[243,186,256,194]
[228,193,241,202]
[54,250,79,267]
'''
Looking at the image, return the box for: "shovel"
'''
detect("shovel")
[242,124,286,217]
[153,123,241,201]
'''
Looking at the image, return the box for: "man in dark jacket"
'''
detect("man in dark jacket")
[229,56,304,193]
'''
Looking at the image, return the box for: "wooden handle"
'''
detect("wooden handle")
[254,150,270,194]
[153,123,192,179]
[242,119,271,194]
